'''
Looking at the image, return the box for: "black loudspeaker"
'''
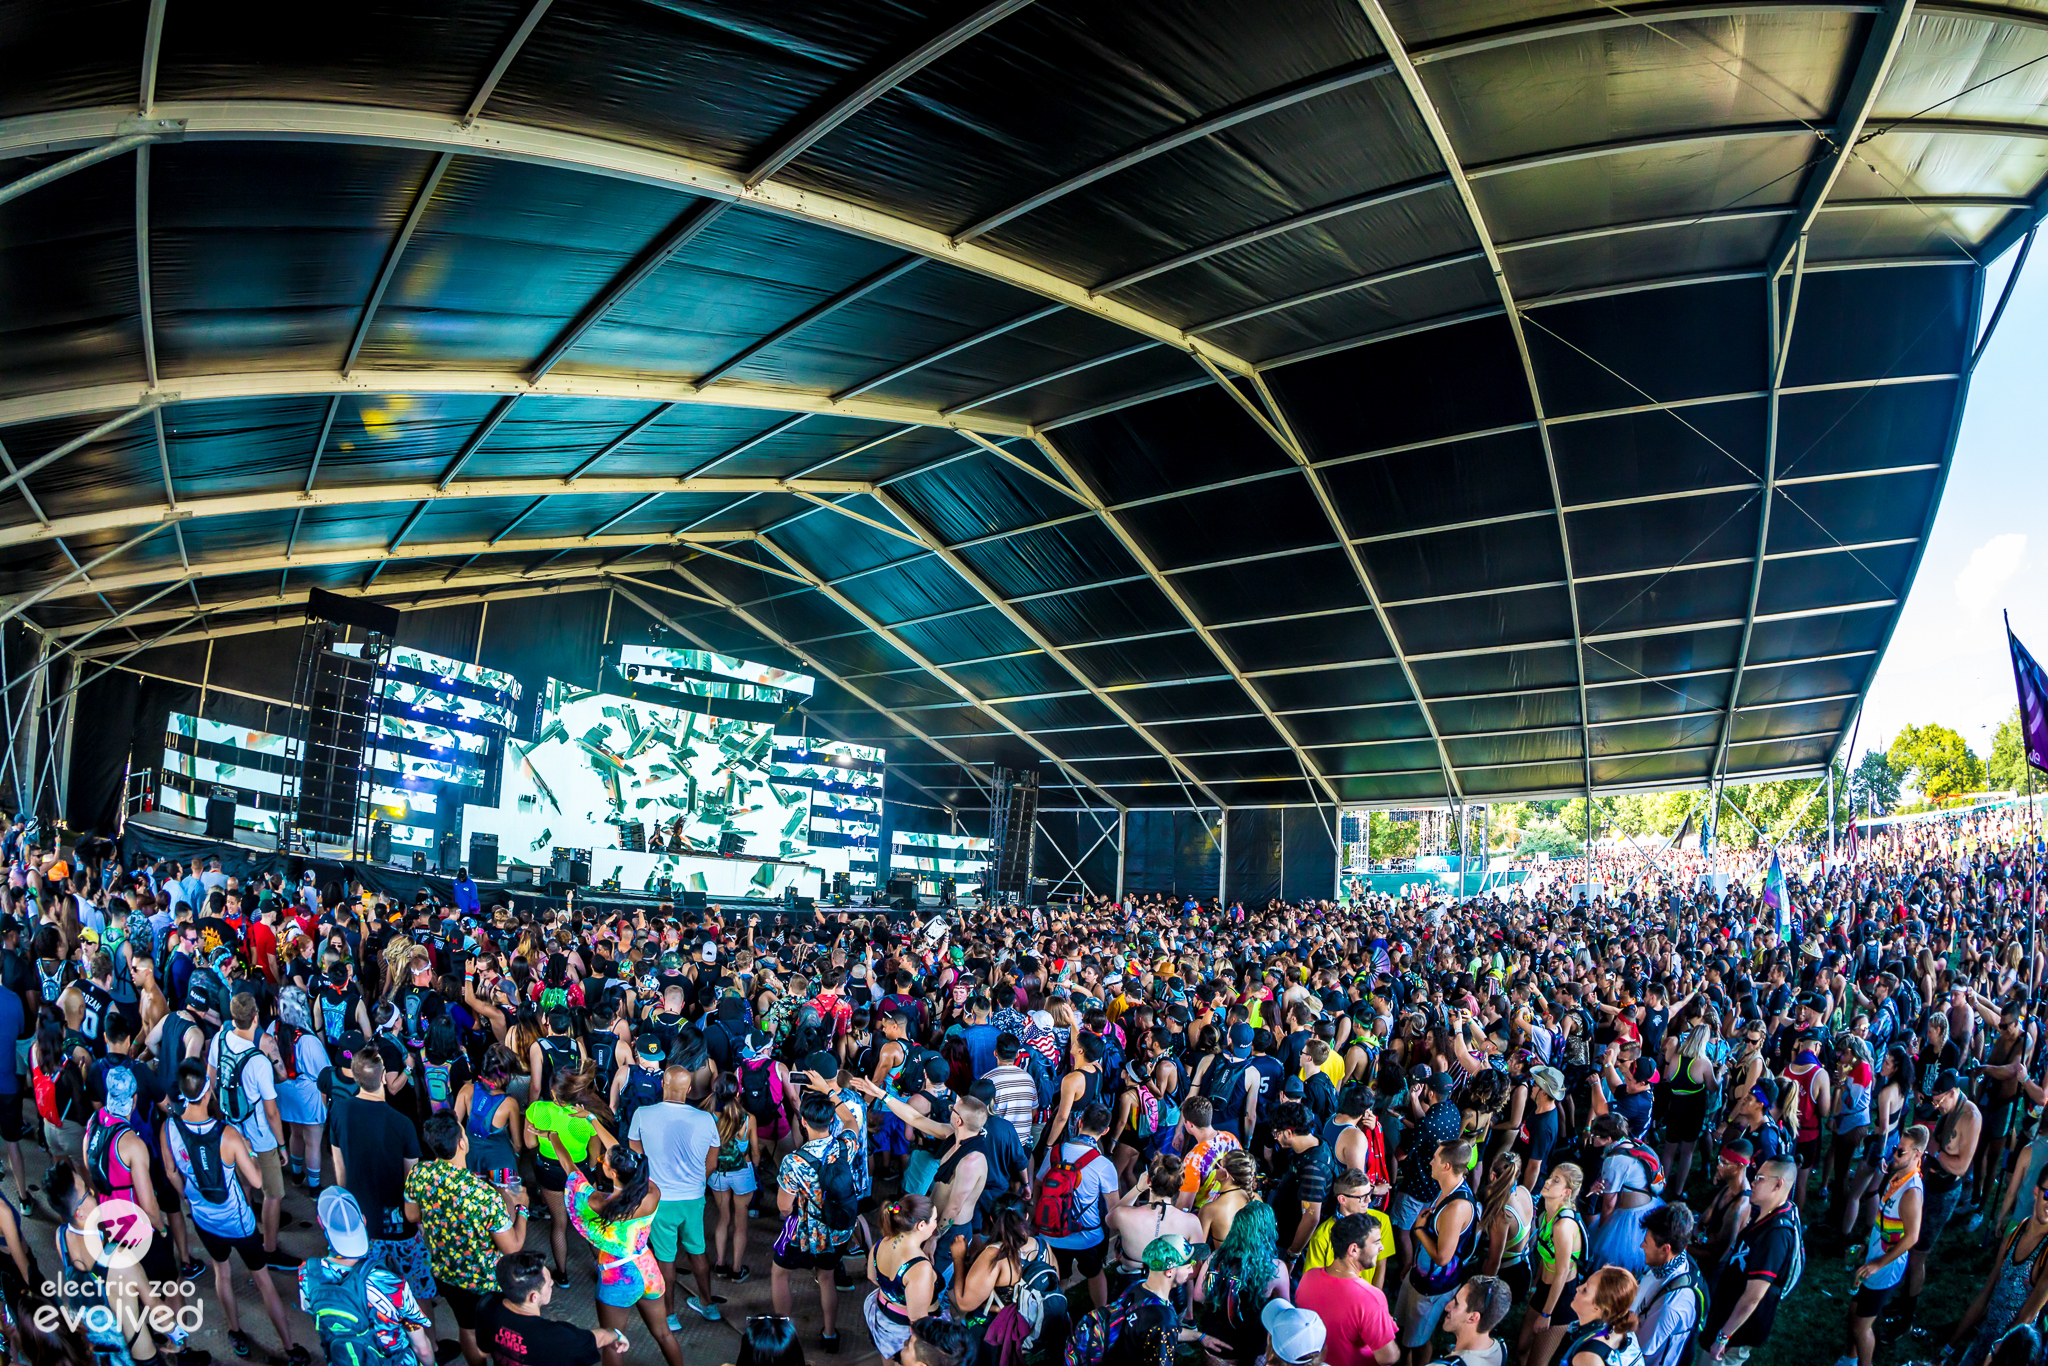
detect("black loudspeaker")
[569,851,591,887]
[369,820,392,863]
[550,848,573,885]
[468,832,498,880]
[438,830,460,875]
[680,889,707,911]
[718,830,745,856]
[411,851,426,873]
[205,786,237,840]
[885,877,914,900]
[831,871,850,897]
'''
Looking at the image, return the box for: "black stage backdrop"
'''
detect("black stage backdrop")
[1121,810,1220,900]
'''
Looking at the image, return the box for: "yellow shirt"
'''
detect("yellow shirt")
[1306,1053,1345,1090]
[1302,1209,1392,1286]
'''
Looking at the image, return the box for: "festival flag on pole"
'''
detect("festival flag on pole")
[1844,818,1860,865]
[1763,848,1789,934]
[2008,614,2048,775]
[1662,811,1693,854]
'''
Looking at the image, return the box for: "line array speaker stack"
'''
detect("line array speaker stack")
[438,830,460,875]
[987,766,1039,901]
[284,590,399,855]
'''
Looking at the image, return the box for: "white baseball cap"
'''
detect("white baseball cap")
[1261,1300,1327,1365]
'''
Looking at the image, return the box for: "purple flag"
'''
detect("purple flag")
[2010,617,2048,775]
[1763,849,1789,935]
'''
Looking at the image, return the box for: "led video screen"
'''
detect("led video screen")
[481,679,810,867]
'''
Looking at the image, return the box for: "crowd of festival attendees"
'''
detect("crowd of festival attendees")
[0,797,2036,1366]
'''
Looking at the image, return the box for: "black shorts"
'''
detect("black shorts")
[1853,1281,1899,1318]
[1796,1136,1822,1168]
[139,1229,177,1284]
[0,1091,27,1144]
[533,1153,568,1194]
[1050,1240,1107,1279]
[773,1240,851,1272]
[442,1282,485,1331]
[197,1228,270,1271]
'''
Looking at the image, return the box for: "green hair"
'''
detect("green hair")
[1211,1198,1278,1303]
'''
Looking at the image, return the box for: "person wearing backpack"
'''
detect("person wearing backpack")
[209,989,294,1263]
[1634,1203,1704,1366]
[774,1091,862,1353]
[1701,1157,1802,1366]
[1033,1101,1118,1316]
[1584,1113,1661,1279]
[1063,1231,1202,1366]
[1559,1267,1644,1366]
[737,1030,794,1149]
[626,1060,721,1329]
[316,960,370,1047]
[610,1034,669,1140]
[265,984,334,1191]
[298,1184,433,1366]
[165,1057,302,1362]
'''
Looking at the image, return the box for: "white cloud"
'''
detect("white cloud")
[1954,532,2028,619]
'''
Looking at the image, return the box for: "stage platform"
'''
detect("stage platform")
[119,812,837,914]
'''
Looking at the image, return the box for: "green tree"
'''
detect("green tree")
[1368,816,1417,862]
[1888,723,1988,802]
[1988,707,2032,793]
[1851,749,1900,815]
[1517,818,1580,859]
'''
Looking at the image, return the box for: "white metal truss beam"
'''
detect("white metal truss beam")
[0,101,1257,380]
[1358,0,1591,801]
[0,368,1032,450]
[0,474,870,552]
[10,530,750,608]
[77,575,613,655]
[1714,0,1917,787]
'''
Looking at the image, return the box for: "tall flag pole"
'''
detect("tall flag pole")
[2007,613,2048,835]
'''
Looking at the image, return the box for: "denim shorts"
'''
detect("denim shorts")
[709,1166,758,1195]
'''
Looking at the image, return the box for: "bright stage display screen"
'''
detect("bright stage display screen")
[485,678,811,866]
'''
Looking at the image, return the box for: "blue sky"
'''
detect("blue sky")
[1857,242,2047,767]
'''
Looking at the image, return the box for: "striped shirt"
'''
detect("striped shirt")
[986,1062,1037,1132]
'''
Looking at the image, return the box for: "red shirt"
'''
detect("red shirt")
[810,991,853,1040]
[1297,1268,1397,1366]
[245,921,279,983]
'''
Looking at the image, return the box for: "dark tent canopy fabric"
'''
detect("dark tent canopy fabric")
[0,0,2034,819]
